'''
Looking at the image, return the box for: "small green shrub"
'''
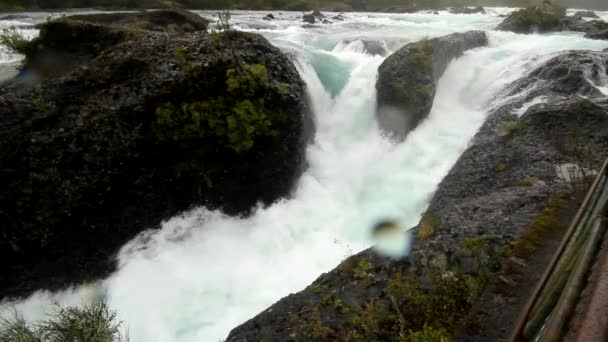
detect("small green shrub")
[519,176,539,186]
[497,120,525,137]
[216,10,232,32]
[460,236,489,253]
[154,63,280,153]
[0,302,128,342]
[0,28,29,54]
[417,212,440,240]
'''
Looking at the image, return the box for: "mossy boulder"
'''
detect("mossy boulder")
[496,3,566,34]
[375,31,488,139]
[586,28,608,40]
[66,9,209,32]
[450,6,486,14]
[0,17,311,300]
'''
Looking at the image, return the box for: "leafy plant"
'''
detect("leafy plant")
[0,28,29,54]
[0,302,128,342]
[497,120,525,137]
[216,10,232,32]
[417,212,440,240]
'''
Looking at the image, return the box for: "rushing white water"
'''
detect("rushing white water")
[2,9,608,342]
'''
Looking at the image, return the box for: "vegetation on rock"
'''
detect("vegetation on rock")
[496,1,567,33]
[0,302,128,342]
[0,28,28,54]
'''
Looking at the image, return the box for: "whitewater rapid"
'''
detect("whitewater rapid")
[2,8,608,341]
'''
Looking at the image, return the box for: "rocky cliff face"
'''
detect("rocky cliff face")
[0,13,311,300]
[227,50,608,342]
[375,31,488,140]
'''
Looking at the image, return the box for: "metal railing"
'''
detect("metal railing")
[511,158,608,342]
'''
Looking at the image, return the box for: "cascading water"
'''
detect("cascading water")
[2,9,608,342]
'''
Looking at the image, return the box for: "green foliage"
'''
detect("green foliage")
[590,20,608,30]
[0,303,128,342]
[495,152,509,172]
[417,212,440,240]
[405,324,449,342]
[341,256,374,280]
[0,28,29,54]
[510,1,566,29]
[510,192,568,257]
[0,315,39,342]
[460,236,489,253]
[154,63,280,153]
[519,176,539,186]
[497,120,525,137]
[216,10,232,31]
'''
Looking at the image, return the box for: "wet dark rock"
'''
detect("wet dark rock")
[0,18,311,300]
[0,14,30,21]
[572,10,599,19]
[361,40,388,56]
[302,13,315,24]
[586,28,608,40]
[66,9,209,33]
[303,9,324,23]
[332,13,345,21]
[376,31,488,139]
[263,13,275,21]
[226,49,608,342]
[496,4,566,34]
[450,6,486,14]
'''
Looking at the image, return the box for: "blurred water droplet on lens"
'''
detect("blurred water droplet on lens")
[372,220,413,259]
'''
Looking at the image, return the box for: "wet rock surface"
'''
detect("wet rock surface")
[376,31,488,139]
[450,6,486,14]
[226,50,608,342]
[0,15,311,300]
[65,9,209,32]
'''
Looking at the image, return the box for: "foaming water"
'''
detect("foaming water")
[2,9,608,342]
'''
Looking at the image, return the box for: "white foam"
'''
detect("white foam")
[3,9,608,342]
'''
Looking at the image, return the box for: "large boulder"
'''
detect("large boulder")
[572,10,599,19]
[65,9,209,33]
[375,31,488,139]
[0,17,311,299]
[586,28,608,40]
[450,6,486,14]
[226,49,608,342]
[496,4,566,34]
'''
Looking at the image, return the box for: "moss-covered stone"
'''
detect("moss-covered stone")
[0,18,309,300]
[376,31,488,139]
[496,2,566,34]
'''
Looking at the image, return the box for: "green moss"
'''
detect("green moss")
[310,284,325,294]
[510,2,565,30]
[0,28,29,54]
[510,193,568,258]
[519,176,539,186]
[590,20,608,30]
[460,236,489,253]
[406,324,450,342]
[495,152,509,172]
[341,256,374,281]
[497,120,525,137]
[153,63,280,153]
[417,212,440,240]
